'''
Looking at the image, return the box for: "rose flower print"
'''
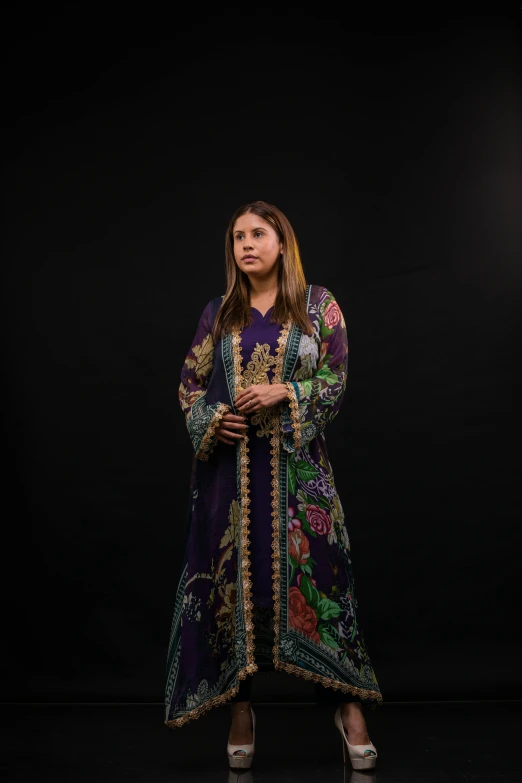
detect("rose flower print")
[306,504,332,535]
[288,587,320,642]
[323,300,341,329]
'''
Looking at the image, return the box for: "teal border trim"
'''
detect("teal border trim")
[278,447,289,633]
[222,333,236,410]
[282,282,311,382]
[164,560,188,712]
[281,284,310,441]
[290,381,300,402]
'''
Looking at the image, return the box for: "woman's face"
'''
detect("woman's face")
[233,212,283,279]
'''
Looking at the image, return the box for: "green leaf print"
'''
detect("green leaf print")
[288,459,297,495]
[320,325,335,339]
[297,511,317,538]
[315,366,338,385]
[295,460,319,483]
[316,597,341,621]
[299,574,321,610]
[318,625,339,649]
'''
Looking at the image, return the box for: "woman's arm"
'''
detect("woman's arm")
[281,288,348,452]
[179,300,231,460]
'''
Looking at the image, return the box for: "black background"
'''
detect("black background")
[3,8,521,704]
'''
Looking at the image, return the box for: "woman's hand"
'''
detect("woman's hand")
[235,383,288,414]
[215,412,248,445]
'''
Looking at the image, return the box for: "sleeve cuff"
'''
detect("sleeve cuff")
[196,402,231,461]
[283,381,302,451]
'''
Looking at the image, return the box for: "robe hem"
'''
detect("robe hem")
[164,658,382,728]
[164,663,259,728]
[273,660,383,704]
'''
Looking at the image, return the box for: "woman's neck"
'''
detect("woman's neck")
[247,271,278,299]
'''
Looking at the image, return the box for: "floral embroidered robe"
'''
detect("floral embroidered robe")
[165,284,382,728]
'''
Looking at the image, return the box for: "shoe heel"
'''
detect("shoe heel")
[334,705,377,770]
[227,706,256,770]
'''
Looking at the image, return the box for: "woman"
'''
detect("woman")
[164,200,382,770]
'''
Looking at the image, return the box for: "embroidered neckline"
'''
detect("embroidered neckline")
[251,305,275,318]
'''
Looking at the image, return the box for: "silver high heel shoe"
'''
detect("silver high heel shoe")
[334,705,378,770]
[227,705,256,769]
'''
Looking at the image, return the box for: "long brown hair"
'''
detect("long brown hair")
[212,200,313,341]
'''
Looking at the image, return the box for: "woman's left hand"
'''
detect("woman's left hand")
[235,383,288,414]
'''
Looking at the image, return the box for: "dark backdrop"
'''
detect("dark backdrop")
[3,9,521,703]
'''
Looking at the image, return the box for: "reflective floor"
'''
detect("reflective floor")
[3,701,521,782]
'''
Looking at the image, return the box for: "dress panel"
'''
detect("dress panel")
[239,306,282,608]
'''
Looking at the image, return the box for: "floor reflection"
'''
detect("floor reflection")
[4,701,522,782]
[227,767,378,782]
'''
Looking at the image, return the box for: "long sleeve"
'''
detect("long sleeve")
[281,289,348,452]
[179,300,231,460]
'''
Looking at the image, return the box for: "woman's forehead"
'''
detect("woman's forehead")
[233,212,273,233]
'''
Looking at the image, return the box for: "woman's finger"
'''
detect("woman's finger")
[220,420,248,431]
[218,428,244,440]
[223,413,247,424]
[235,387,250,399]
[236,397,256,411]
[216,429,240,442]
[235,389,252,402]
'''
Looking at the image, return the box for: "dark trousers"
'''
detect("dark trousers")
[231,674,361,704]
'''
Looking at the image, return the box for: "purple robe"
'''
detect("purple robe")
[165,284,382,727]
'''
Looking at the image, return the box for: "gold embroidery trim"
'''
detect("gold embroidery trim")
[165,682,242,728]
[232,328,257,676]
[273,659,383,703]
[273,321,291,385]
[244,341,277,438]
[196,402,231,461]
[243,342,276,386]
[270,321,291,669]
[284,382,301,451]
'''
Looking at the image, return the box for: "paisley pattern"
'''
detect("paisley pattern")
[165,285,382,729]
[243,342,277,386]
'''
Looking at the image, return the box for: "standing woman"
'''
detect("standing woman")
[164,200,383,770]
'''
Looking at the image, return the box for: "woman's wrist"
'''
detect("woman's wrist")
[276,383,291,404]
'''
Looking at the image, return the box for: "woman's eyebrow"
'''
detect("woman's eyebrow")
[233,227,265,235]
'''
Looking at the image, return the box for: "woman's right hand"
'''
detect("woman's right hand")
[216,412,248,445]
